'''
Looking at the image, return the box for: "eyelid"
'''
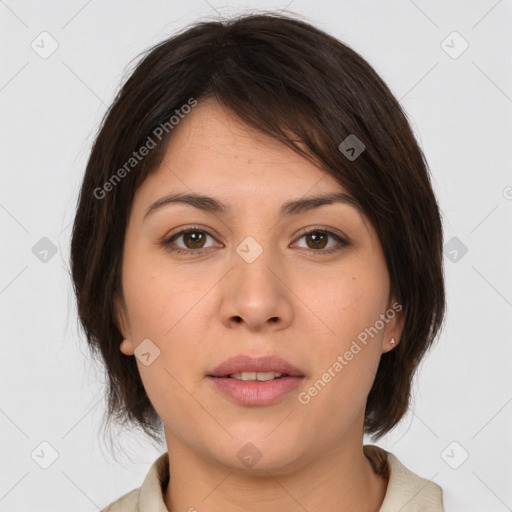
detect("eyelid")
[290,226,350,254]
[163,224,223,248]
[165,223,219,238]
[163,224,350,254]
[292,225,349,243]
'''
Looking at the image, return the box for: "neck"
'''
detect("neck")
[163,436,388,512]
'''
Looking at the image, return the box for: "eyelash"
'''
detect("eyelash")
[162,225,350,256]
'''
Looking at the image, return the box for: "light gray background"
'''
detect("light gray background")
[1,1,511,511]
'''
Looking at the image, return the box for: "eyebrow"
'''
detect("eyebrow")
[143,191,362,221]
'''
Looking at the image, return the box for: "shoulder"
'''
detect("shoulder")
[100,452,170,512]
[101,488,139,511]
[364,444,444,512]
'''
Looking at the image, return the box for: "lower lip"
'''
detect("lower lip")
[207,376,304,406]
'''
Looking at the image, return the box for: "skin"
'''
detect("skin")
[114,98,403,512]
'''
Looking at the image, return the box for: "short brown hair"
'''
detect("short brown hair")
[70,11,445,445]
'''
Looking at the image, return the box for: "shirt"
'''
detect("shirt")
[101,444,443,511]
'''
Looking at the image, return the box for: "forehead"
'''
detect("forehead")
[135,98,347,206]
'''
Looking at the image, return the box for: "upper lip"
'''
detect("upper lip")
[208,355,305,377]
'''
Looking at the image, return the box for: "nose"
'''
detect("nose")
[219,243,293,332]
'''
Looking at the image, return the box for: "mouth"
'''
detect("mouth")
[207,354,305,379]
[211,371,291,381]
[207,374,304,406]
[207,355,305,406]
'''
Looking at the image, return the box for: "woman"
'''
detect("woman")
[71,12,445,512]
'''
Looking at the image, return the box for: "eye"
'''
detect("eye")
[292,227,349,255]
[163,226,221,255]
[162,226,349,256]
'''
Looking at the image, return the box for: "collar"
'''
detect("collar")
[104,444,443,511]
[365,445,443,511]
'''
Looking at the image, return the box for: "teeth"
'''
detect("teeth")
[230,371,284,381]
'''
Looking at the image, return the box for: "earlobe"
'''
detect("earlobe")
[120,338,135,356]
[113,294,133,355]
[381,299,404,353]
[381,336,399,354]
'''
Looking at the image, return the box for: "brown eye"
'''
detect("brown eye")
[294,228,349,255]
[163,226,349,256]
[304,231,328,250]
[164,228,219,254]
[180,230,207,249]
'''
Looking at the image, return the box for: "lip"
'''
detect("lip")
[207,354,305,406]
[208,354,305,378]
[208,375,304,406]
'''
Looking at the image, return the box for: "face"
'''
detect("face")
[115,98,403,474]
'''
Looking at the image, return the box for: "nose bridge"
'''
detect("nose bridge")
[230,210,277,270]
[219,231,293,329]
[233,232,280,298]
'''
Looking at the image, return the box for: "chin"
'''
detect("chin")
[207,434,308,475]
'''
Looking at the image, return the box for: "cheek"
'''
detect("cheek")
[296,273,386,430]
[122,256,205,420]
[121,246,209,388]
[299,258,389,393]
[312,260,389,340]
[121,243,200,339]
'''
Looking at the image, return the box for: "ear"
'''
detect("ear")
[380,298,405,354]
[113,294,135,356]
